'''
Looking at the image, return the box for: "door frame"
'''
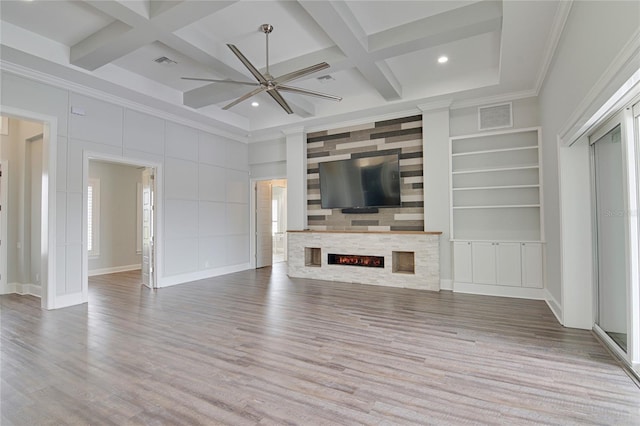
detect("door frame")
[250,176,286,269]
[83,152,162,298]
[0,106,57,309]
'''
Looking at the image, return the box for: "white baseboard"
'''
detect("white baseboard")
[2,282,41,297]
[453,281,545,300]
[440,279,453,291]
[54,292,86,309]
[0,282,14,295]
[544,289,563,325]
[89,264,141,277]
[158,263,251,288]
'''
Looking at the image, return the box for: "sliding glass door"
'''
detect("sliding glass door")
[590,98,640,371]
[591,121,628,352]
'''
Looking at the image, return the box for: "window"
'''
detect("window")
[88,178,100,256]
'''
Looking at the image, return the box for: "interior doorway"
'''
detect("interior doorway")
[84,154,158,295]
[0,117,45,299]
[254,178,287,268]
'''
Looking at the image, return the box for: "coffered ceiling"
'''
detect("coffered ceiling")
[0,1,566,137]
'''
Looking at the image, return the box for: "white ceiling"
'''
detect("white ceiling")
[0,0,564,137]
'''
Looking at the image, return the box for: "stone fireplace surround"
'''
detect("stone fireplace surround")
[287,230,441,291]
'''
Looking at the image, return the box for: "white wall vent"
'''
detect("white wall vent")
[478,102,512,130]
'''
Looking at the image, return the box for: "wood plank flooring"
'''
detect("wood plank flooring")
[2,263,639,425]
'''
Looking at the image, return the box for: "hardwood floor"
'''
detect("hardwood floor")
[2,264,639,425]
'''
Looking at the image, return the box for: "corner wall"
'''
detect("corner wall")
[0,71,251,308]
[538,0,640,328]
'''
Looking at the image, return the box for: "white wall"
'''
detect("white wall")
[0,71,250,307]
[88,161,141,273]
[538,0,640,327]
[450,98,540,137]
[248,137,287,179]
[422,108,451,286]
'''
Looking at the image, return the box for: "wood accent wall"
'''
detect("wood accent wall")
[306,115,424,231]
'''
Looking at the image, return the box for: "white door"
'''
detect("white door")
[453,241,472,283]
[472,242,497,284]
[521,243,543,288]
[256,180,272,268]
[496,242,521,286]
[141,168,155,288]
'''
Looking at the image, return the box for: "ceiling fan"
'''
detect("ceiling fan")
[182,24,342,114]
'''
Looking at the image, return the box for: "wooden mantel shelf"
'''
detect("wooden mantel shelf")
[287,230,443,235]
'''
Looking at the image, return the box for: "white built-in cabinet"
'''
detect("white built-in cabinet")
[450,127,544,296]
[453,241,543,289]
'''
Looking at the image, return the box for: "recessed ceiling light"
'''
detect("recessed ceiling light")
[251,101,259,107]
[438,56,449,64]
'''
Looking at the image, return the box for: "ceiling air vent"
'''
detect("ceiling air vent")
[478,102,512,131]
[154,56,177,65]
[317,74,335,84]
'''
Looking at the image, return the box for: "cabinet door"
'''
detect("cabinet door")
[472,242,496,284]
[453,242,473,282]
[496,243,522,286]
[522,243,543,288]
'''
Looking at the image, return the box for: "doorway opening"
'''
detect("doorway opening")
[84,154,158,297]
[255,179,287,268]
[0,116,46,301]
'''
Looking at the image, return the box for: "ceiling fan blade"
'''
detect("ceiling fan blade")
[275,62,330,85]
[222,86,267,110]
[227,44,268,84]
[267,89,294,114]
[277,85,342,102]
[181,77,258,87]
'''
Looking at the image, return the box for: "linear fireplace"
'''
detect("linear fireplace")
[328,253,384,268]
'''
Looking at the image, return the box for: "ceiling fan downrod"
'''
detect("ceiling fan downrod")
[261,24,273,77]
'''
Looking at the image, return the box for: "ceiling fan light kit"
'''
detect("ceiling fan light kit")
[182,24,341,114]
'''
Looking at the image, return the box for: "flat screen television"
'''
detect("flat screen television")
[319,154,401,209]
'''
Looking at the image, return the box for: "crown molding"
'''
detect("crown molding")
[417,100,453,112]
[281,127,306,137]
[0,60,249,143]
[303,107,421,134]
[534,0,573,95]
[449,89,538,110]
[557,27,640,146]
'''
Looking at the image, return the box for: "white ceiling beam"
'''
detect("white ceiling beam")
[300,0,402,101]
[71,0,236,70]
[367,1,503,61]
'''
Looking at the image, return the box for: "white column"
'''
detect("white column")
[284,127,306,230]
[558,138,593,328]
[419,102,452,288]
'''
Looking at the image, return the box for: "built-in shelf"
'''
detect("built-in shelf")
[452,184,540,191]
[450,127,545,295]
[451,146,538,157]
[392,251,415,274]
[453,204,541,210]
[452,165,539,175]
[304,247,321,267]
[450,127,543,243]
